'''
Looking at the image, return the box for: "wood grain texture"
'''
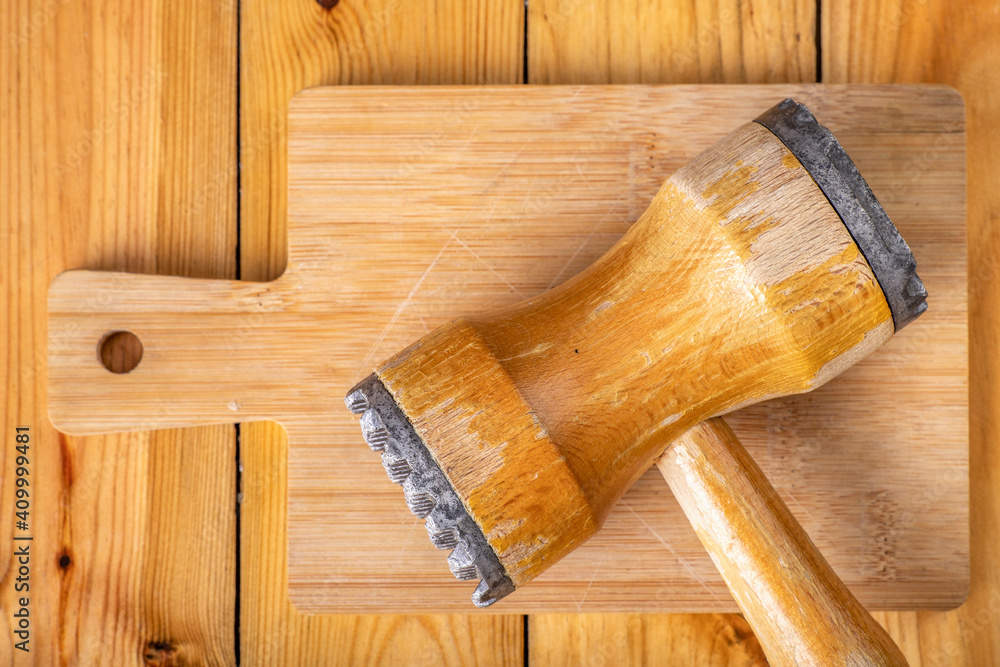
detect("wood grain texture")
[825,1,1000,664]
[529,613,768,666]
[0,0,237,664]
[660,418,906,666]
[239,1,525,664]
[527,0,816,85]
[18,0,990,660]
[376,119,893,589]
[240,0,525,284]
[47,85,967,614]
[525,4,820,657]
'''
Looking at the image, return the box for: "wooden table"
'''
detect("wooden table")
[3,1,997,664]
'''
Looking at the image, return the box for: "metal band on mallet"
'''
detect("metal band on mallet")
[755,99,928,331]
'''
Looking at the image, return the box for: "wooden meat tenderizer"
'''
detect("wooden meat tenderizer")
[345,100,925,663]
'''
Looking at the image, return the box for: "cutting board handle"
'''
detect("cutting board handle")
[47,269,300,434]
[658,418,908,666]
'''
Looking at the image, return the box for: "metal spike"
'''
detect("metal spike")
[382,456,412,484]
[360,410,389,451]
[344,388,370,414]
[424,513,459,550]
[430,528,459,550]
[472,580,503,607]
[448,542,479,580]
[405,491,435,518]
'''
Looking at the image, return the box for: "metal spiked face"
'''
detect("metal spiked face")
[345,374,515,606]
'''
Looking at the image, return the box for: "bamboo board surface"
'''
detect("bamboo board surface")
[47,84,967,613]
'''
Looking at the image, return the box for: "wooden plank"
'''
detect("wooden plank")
[825,1,1000,664]
[527,0,816,84]
[529,614,768,666]
[524,0,816,661]
[0,0,237,664]
[238,1,525,664]
[47,85,968,613]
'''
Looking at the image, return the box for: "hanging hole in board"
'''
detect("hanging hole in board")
[98,330,143,374]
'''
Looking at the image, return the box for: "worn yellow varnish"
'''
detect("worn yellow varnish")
[378,320,599,586]
[659,418,908,666]
[377,122,894,587]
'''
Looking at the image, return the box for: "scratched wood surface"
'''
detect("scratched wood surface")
[46,85,967,616]
[284,84,969,614]
[238,1,525,664]
[0,0,237,665]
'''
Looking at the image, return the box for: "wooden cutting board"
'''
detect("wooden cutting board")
[47,84,968,614]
